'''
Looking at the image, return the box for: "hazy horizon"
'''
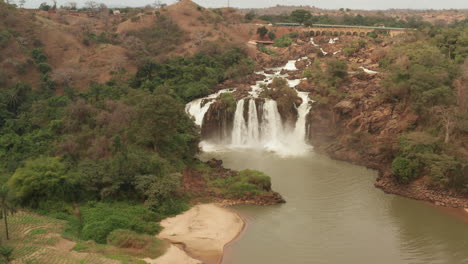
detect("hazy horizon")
[21,0,468,10]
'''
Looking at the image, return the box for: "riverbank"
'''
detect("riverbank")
[316,145,468,209]
[152,204,245,264]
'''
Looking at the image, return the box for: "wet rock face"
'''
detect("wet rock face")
[202,101,235,143]
[265,78,300,126]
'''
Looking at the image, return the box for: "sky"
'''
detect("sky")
[22,0,468,10]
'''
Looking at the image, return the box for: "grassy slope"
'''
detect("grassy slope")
[0,211,168,264]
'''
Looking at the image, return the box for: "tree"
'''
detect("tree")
[38,2,51,11]
[244,11,255,21]
[66,1,77,10]
[8,157,79,206]
[18,0,25,8]
[0,185,17,240]
[268,31,276,40]
[84,0,99,11]
[256,26,268,40]
[290,9,312,24]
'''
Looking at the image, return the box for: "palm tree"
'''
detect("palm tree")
[0,185,17,240]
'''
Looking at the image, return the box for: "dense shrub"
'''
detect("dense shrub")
[0,30,10,49]
[37,63,52,74]
[273,35,293,47]
[381,43,456,113]
[30,48,48,63]
[392,157,420,183]
[258,44,275,55]
[391,132,466,190]
[79,202,161,244]
[211,169,272,198]
[219,93,236,112]
[8,157,79,206]
[133,46,254,102]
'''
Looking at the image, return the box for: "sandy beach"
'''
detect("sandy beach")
[144,244,200,264]
[152,204,245,264]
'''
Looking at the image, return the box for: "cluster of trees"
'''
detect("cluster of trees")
[251,9,429,28]
[126,15,188,59]
[378,21,468,191]
[132,43,254,102]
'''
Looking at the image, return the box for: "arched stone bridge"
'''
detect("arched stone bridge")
[273,23,411,37]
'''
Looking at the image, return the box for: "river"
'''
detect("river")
[200,150,468,264]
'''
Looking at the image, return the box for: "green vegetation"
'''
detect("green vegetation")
[381,43,456,113]
[77,202,161,244]
[257,26,268,39]
[127,15,188,58]
[255,9,429,28]
[392,133,466,191]
[273,35,293,47]
[342,39,366,57]
[211,169,272,198]
[0,4,265,256]
[0,30,10,49]
[133,44,254,102]
[219,93,237,112]
[257,44,276,55]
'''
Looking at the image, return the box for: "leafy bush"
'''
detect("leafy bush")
[211,169,272,198]
[37,63,52,74]
[257,26,268,39]
[219,93,236,112]
[239,169,271,191]
[258,44,275,55]
[391,132,466,189]
[273,35,293,47]
[392,156,420,183]
[79,202,161,244]
[0,30,10,49]
[107,229,164,250]
[381,43,456,113]
[30,48,48,63]
[268,31,276,40]
[8,156,79,206]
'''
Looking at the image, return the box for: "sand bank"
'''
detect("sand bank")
[154,204,245,264]
[144,244,199,264]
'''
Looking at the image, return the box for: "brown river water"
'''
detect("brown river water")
[200,149,468,264]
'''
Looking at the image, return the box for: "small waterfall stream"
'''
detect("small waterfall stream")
[232,99,247,146]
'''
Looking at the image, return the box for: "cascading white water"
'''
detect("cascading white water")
[187,60,314,156]
[294,92,313,140]
[232,99,247,146]
[185,99,214,127]
[261,99,284,151]
[247,99,260,145]
[185,89,233,126]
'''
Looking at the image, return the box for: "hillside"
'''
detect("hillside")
[0,0,258,92]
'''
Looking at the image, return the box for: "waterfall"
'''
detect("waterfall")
[294,92,312,140]
[185,99,214,127]
[185,88,233,126]
[247,99,260,145]
[232,99,247,146]
[284,60,298,71]
[261,99,284,150]
[186,59,314,156]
